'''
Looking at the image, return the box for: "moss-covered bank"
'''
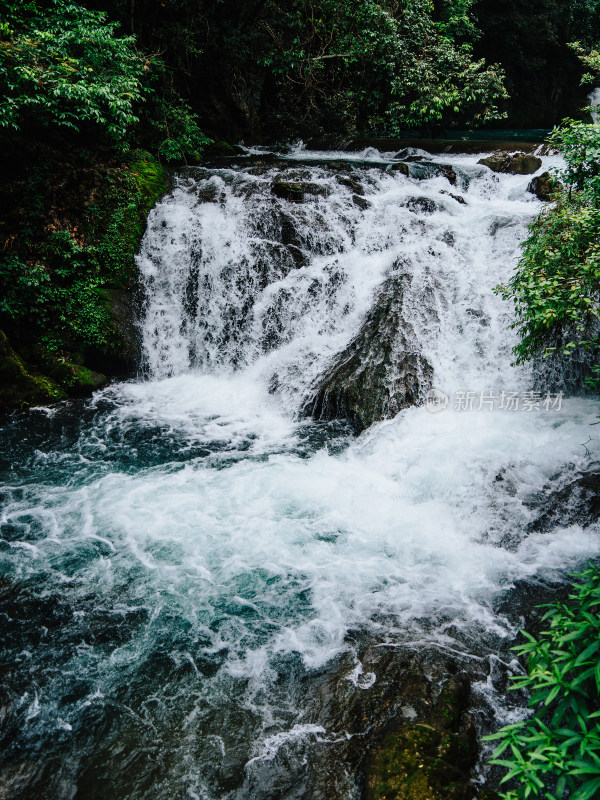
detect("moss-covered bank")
[365,676,486,800]
[0,146,166,411]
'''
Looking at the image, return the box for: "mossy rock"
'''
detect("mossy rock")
[0,147,166,410]
[67,364,107,395]
[365,677,478,800]
[527,171,555,201]
[0,330,66,411]
[478,152,542,175]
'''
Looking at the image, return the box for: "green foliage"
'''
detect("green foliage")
[254,0,507,133]
[387,19,507,130]
[0,0,145,142]
[0,0,212,162]
[484,567,600,800]
[149,96,212,164]
[497,118,600,381]
[0,151,165,366]
[0,232,110,353]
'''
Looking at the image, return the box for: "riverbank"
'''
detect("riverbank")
[0,146,166,411]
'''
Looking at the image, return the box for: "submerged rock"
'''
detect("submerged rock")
[527,171,554,201]
[478,152,542,175]
[303,272,434,431]
[440,190,467,205]
[292,644,491,800]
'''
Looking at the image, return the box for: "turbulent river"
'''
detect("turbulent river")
[1,145,599,799]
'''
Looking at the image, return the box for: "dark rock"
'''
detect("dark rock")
[390,162,410,175]
[478,152,542,175]
[0,330,66,411]
[196,183,221,203]
[336,174,365,195]
[526,462,600,532]
[67,364,107,395]
[91,287,141,375]
[406,196,440,214]
[527,171,554,201]
[353,194,371,210]
[365,675,478,800]
[272,181,305,202]
[441,190,467,205]
[489,216,517,236]
[408,162,458,185]
[303,272,434,431]
[272,180,328,203]
[297,644,483,800]
[287,244,307,268]
[323,160,353,173]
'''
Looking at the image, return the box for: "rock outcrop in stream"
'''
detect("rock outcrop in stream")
[303,271,434,432]
[478,152,542,175]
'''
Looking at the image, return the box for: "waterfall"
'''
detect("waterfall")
[589,87,600,123]
[1,145,599,800]
[137,150,536,412]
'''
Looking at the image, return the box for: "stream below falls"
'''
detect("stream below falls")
[1,144,600,799]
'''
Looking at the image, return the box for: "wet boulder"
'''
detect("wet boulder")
[478,152,542,175]
[365,675,479,800]
[0,330,66,411]
[196,183,222,203]
[406,196,440,214]
[527,171,554,201]
[336,174,367,194]
[409,162,458,185]
[272,180,329,202]
[303,272,434,432]
[299,644,488,800]
[526,462,600,532]
[353,194,371,210]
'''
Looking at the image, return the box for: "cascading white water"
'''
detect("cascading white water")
[1,145,599,800]
[137,151,535,405]
[588,87,600,122]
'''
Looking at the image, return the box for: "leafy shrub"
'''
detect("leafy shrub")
[485,567,600,800]
[497,119,600,383]
[0,0,145,142]
[0,151,165,362]
[150,97,212,164]
[256,0,507,133]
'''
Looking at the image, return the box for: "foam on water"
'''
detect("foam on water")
[1,147,599,799]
